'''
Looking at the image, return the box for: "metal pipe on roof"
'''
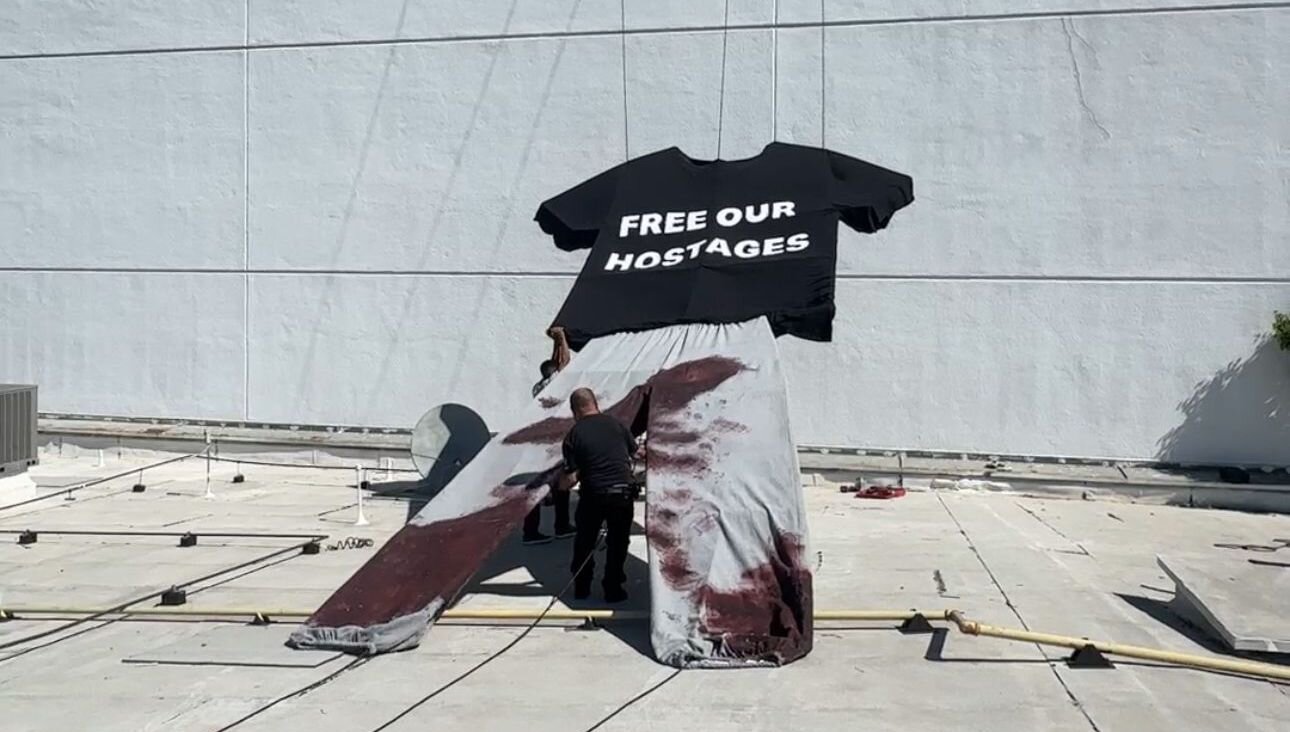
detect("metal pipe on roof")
[7,605,1286,683]
[946,610,1290,682]
[0,607,941,623]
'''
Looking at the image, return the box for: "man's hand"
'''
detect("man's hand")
[547,326,571,370]
[557,470,579,492]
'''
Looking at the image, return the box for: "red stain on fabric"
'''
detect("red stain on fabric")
[662,488,693,503]
[651,430,702,445]
[648,521,693,588]
[502,357,746,445]
[648,357,747,414]
[711,418,748,433]
[647,447,707,473]
[647,488,713,591]
[502,415,575,445]
[697,531,814,664]
[647,486,814,664]
[305,490,540,630]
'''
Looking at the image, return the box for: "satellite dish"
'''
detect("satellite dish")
[410,403,491,490]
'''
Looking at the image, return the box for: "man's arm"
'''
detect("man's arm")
[547,326,571,372]
[557,433,579,492]
[625,425,645,460]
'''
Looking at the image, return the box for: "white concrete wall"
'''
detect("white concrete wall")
[2,2,1288,464]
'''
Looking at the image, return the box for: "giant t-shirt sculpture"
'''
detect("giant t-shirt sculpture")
[289,142,913,667]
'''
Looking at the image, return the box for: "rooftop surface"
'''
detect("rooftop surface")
[3,450,1289,731]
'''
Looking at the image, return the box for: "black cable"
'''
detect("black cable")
[368,533,609,732]
[0,540,315,652]
[0,550,310,666]
[583,669,683,732]
[0,486,136,521]
[0,449,207,512]
[212,656,371,732]
[0,621,116,665]
[211,533,607,732]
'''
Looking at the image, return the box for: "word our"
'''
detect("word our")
[618,201,797,238]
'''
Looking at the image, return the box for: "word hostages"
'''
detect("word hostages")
[605,201,809,272]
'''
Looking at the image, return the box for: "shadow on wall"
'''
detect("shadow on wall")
[1156,336,1290,466]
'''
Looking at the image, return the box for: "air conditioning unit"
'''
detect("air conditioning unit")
[0,384,38,476]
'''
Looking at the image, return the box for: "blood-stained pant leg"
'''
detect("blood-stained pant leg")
[644,318,813,667]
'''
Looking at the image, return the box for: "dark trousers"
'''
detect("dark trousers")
[571,490,635,592]
[523,488,570,537]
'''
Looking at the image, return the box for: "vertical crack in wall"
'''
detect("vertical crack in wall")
[716,0,731,158]
[242,0,251,420]
[819,0,826,146]
[619,0,630,159]
[1060,17,1111,141]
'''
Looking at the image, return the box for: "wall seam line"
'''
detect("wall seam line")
[4,2,1290,61]
[4,268,1289,284]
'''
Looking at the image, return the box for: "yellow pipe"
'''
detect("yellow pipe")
[8,604,1286,682]
[0,606,929,622]
[947,611,1290,682]
[815,609,948,621]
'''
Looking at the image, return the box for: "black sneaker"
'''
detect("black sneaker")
[604,586,629,604]
[553,524,577,539]
[522,532,552,545]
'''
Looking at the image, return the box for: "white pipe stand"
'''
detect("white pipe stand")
[203,430,215,499]
[354,465,370,526]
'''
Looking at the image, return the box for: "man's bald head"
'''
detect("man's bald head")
[569,388,600,418]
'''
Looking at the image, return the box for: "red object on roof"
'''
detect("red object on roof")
[854,485,906,500]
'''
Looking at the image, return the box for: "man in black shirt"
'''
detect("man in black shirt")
[560,387,640,601]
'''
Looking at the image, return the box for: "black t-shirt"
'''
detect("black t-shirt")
[535,142,913,349]
[561,413,637,491]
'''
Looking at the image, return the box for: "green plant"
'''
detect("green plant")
[1275,311,1290,352]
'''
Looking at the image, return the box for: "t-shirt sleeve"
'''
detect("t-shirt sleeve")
[826,149,914,234]
[561,433,578,475]
[534,166,621,252]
